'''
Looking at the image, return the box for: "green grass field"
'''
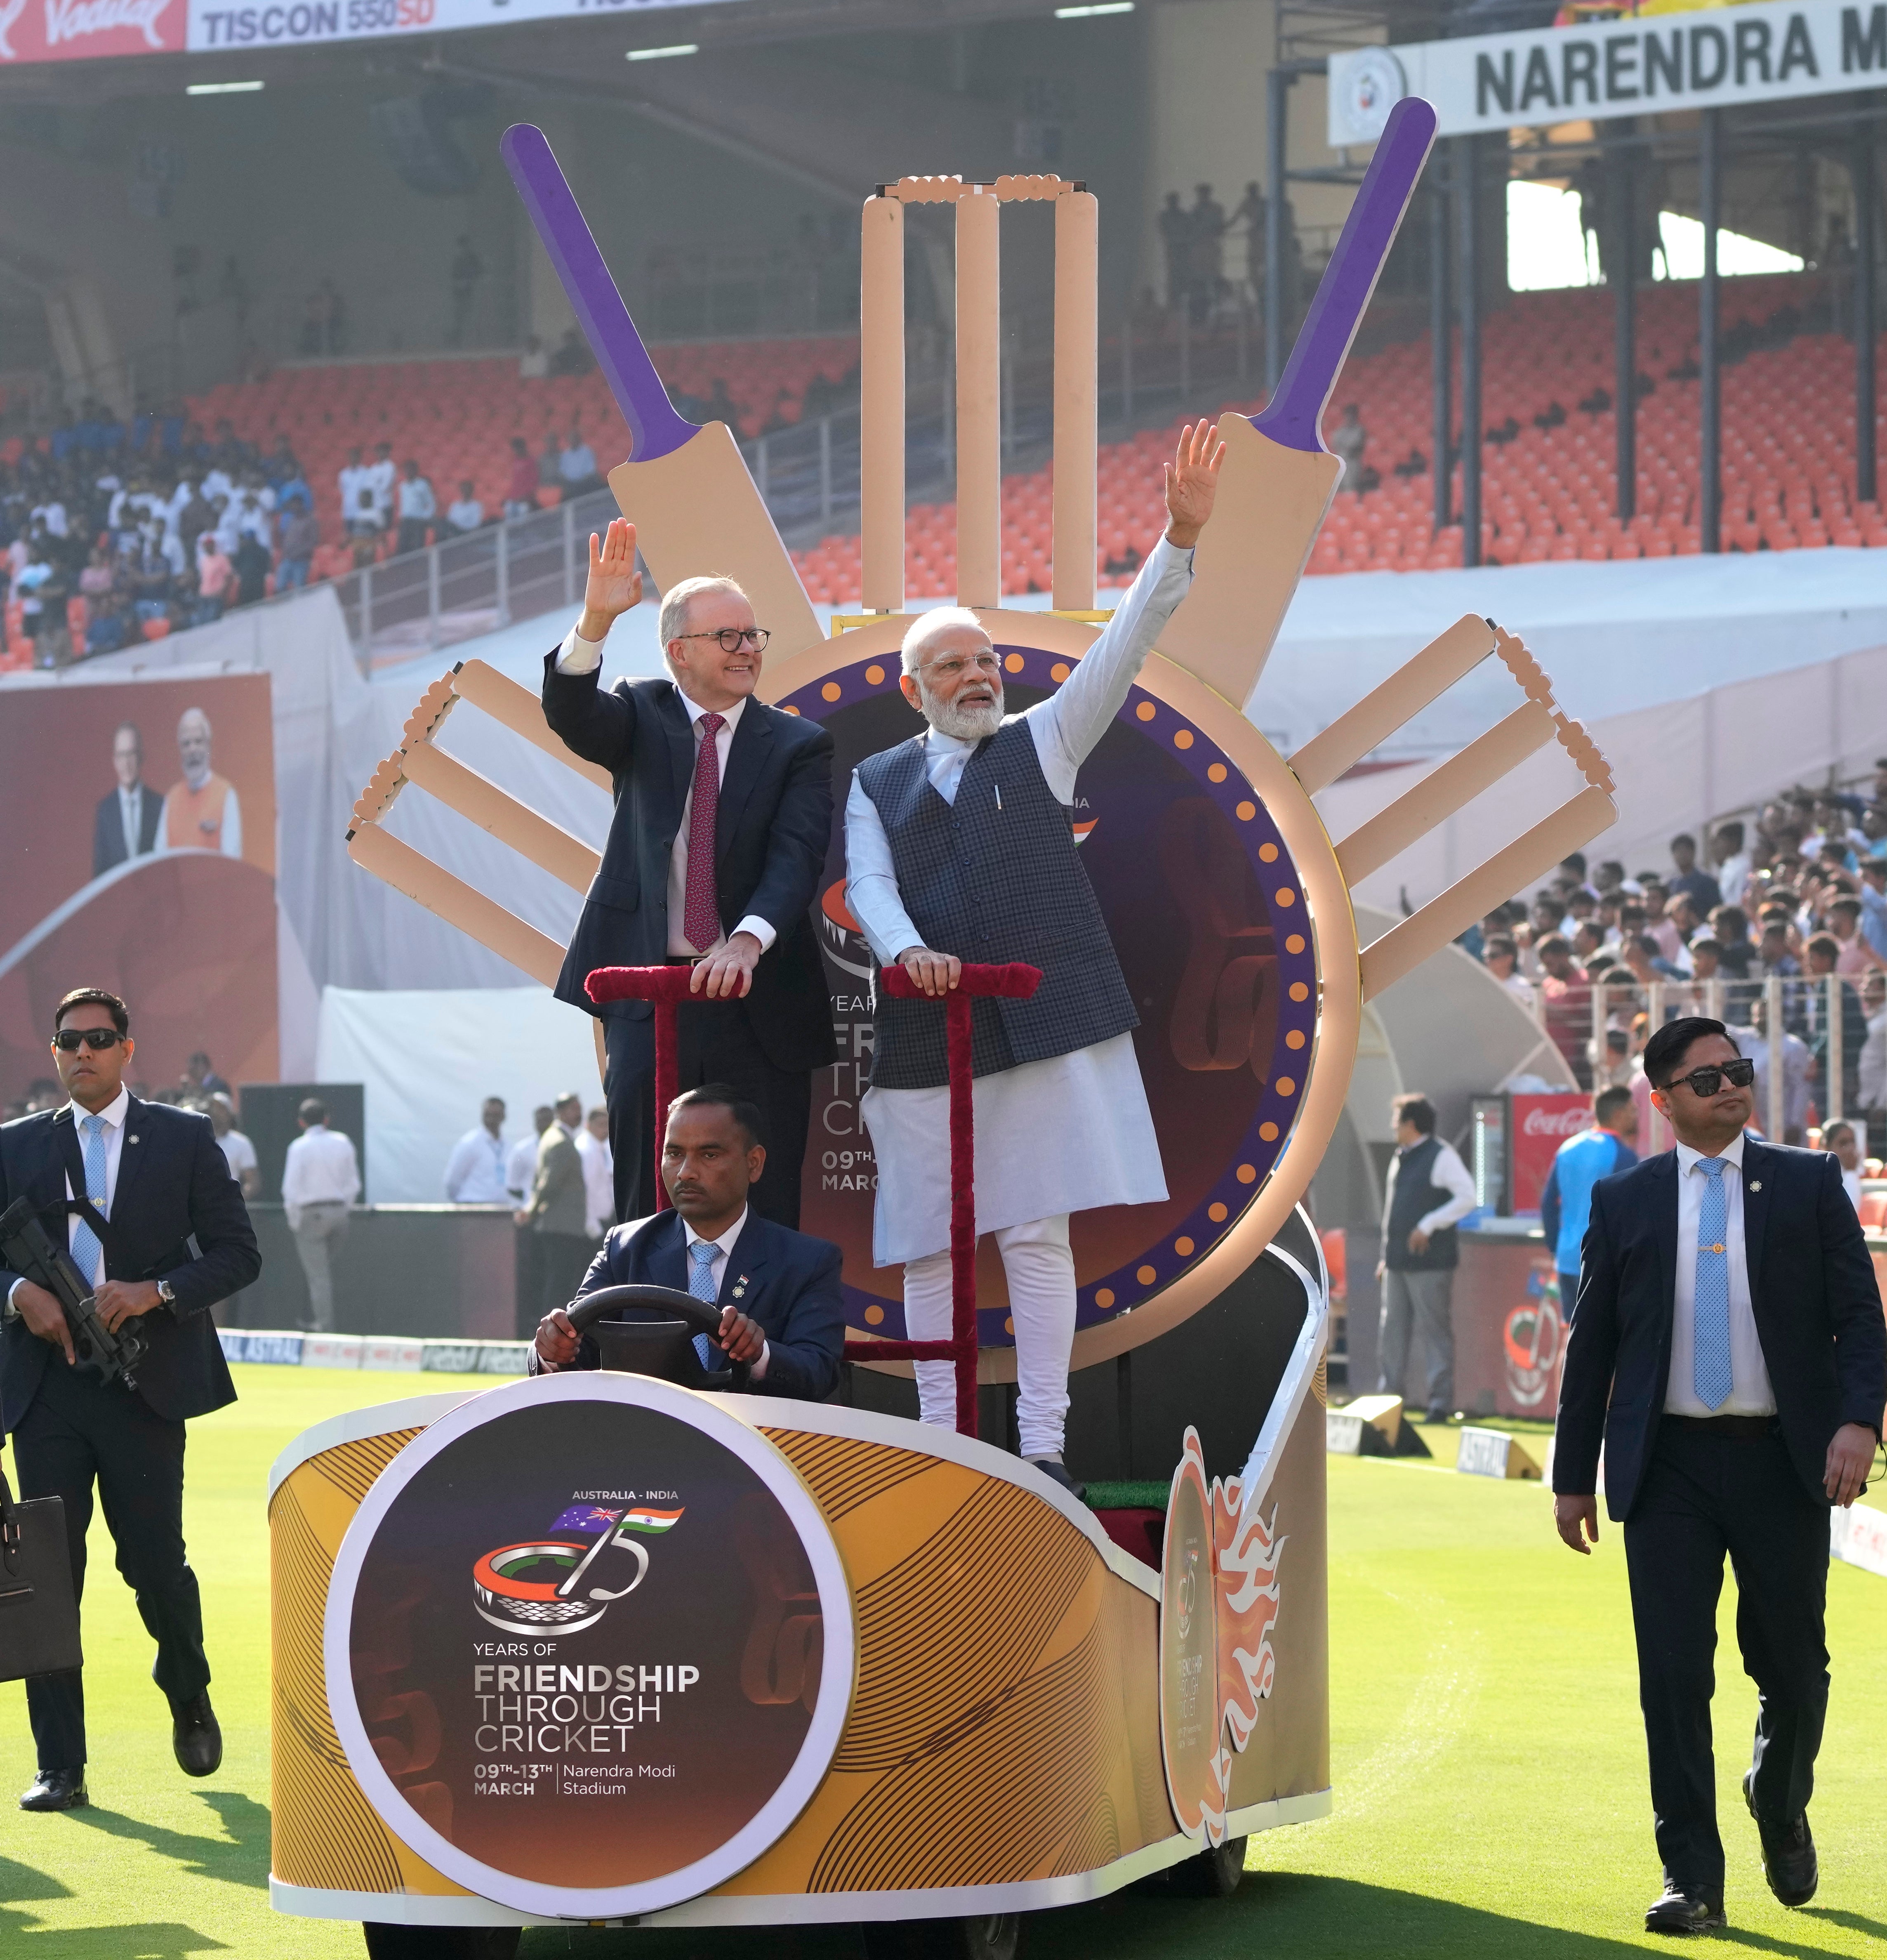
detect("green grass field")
[2,1373,1883,1958]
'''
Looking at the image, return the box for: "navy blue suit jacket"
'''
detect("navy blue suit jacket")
[0,1098,260,1429]
[539,660,836,1074]
[1554,1139,1887,1519]
[557,1208,844,1403]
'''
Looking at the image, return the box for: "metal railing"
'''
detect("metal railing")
[1531,971,1876,1147]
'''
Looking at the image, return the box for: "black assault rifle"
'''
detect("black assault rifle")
[0,1196,147,1390]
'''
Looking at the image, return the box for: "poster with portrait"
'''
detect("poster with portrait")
[0,671,278,1109]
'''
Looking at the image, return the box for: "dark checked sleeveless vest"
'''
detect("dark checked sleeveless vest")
[856,717,1138,1091]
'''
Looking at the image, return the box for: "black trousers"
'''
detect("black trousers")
[535,1231,596,1325]
[1622,1420,1830,1896]
[12,1360,210,1771]
[603,998,812,1229]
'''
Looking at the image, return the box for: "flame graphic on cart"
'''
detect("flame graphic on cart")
[471,1504,683,1635]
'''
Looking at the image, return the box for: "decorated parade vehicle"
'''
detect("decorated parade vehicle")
[272,97,1614,1955]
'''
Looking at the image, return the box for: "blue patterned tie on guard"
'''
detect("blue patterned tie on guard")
[1693,1157,1733,1411]
[689,1238,720,1373]
[71,1113,108,1290]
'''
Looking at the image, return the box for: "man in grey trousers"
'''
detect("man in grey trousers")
[518,1091,592,1326]
[1376,1093,1477,1423]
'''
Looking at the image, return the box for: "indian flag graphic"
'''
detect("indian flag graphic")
[616,1505,685,1534]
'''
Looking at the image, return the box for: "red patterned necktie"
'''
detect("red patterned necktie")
[683,711,726,953]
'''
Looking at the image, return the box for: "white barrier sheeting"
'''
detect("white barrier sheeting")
[315,984,602,1203]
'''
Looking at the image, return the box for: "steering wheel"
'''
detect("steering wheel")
[565,1283,725,1341]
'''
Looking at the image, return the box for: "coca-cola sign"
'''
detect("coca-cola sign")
[0,0,182,60]
[1510,1092,1591,1213]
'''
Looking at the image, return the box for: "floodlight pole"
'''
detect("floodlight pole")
[1431,168,1451,535]
[1700,107,1722,554]
[1456,133,1481,569]
[1612,121,1636,524]
[1856,125,1878,509]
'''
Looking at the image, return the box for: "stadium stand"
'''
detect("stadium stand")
[180,334,859,546]
[798,272,1887,603]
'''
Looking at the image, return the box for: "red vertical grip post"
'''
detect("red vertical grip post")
[583,965,697,1211]
[844,961,1041,1438]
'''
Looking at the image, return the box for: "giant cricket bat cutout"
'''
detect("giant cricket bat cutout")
[1159,97,1437,710]
[500,123,823,661]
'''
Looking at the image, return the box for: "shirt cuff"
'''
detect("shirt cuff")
[555,623,605,674]
[748,1340,770,1382]
[731,915,778,954]
[6,1277,23,1312]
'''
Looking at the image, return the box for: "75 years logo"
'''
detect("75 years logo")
[473,1502,684,1635]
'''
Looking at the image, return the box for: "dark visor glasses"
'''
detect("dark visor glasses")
[1661,1057,1755,1098]
[53,1028,126,1052]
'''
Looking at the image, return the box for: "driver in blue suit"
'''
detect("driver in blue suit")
[531,1084,844,1401]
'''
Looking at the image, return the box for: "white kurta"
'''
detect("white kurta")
[844,536,1194,1266]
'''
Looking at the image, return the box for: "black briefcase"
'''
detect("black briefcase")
[0,1463,81,1683]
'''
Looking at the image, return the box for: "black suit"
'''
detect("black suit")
[92,782,163,879]
[542,656,836,1226]
[540,1208,844,1403]
[1554,1140,1886,1896]
[0,1098,260,1771]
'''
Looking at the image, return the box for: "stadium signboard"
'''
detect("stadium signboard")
[1331,0,1887,145]
[185,0,742,50]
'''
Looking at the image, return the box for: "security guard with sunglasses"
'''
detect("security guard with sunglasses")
[0,987,259,1813]
[1552,1016,1885,1935]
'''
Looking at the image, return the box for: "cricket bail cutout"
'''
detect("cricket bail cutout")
[320,1371,855,1922]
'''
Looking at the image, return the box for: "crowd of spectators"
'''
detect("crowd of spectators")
[0,398,622,665]
[1463,785,1887,1147]
[1,405,321,663]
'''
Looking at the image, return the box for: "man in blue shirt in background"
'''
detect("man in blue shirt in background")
[1541,1085,1640,1322]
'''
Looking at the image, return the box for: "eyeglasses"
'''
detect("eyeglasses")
[1660,1057,1756,1098]
[52,1028,126,1052]
[676,627,769,654]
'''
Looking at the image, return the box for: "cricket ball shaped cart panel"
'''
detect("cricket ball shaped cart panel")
[268,1279,1332,1953]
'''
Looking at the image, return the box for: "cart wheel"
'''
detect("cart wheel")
[860,1913,1020,1960]
[1166,1834,1248,1898]
[361,1925,521,1959]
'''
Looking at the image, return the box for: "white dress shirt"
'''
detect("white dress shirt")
[505,1132,541,1202]
[118,784,148,863]
[576,1129,614,1238]
[444,1124,510,1204]
[217,1127,258,1186]
[7,1090,131,1309]
[281,1123,362,1228]
[679,1203,767,1379]
[1666,1135,1776,1417]
[553,628,778,959]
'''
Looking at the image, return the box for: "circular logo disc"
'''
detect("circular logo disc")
[323,1373,855,1919]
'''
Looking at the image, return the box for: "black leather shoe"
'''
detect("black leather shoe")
[1745,1769,1818,1906]
[1644,1886,1726,1934]
[20,1767,87,1811]
[172,1693,222,1777]
[1028,1458,1086,1501]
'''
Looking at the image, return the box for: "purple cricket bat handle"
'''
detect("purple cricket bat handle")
[500,123,698,464]
[1251,96,1439,456]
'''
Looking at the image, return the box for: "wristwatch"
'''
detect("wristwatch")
[155,1278,177,1307]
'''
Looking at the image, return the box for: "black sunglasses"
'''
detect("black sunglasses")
[1661,1057,1755,1098]
[52,1028,126,1052]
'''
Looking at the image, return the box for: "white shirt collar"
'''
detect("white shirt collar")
[66,1086,130,1131]
[675,686,747,735]
[1675,1132,1747,1176]
[682,1205,748,1258]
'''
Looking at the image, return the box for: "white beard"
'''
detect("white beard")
[920,686,1004,741]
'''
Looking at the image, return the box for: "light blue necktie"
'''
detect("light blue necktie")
[72,1113,108,1290]
[689,1239,721,1373]
[1693,1157,1733,1411]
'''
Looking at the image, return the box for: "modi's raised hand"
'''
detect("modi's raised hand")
[578,517,643,641]
[1164,420,1226,548]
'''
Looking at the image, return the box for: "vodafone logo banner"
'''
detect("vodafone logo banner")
[0,0,182,61]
